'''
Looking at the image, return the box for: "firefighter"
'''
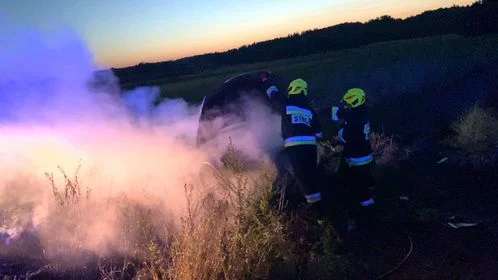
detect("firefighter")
[332,88,375,232]
[264,79,323,213]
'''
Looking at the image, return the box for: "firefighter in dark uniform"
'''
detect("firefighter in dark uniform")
[332,88,375,231]
[265,79,323,213]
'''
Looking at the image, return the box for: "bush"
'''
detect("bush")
[318,133,407,172]
[447,105,498,167]
[26,142,347,279]
[169,142,349,279]
[317,140,341,174]
[370,132,402,167]
[168,143,294,280]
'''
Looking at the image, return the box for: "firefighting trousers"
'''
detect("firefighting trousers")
[285,145,319,200]
[340,155,375,209]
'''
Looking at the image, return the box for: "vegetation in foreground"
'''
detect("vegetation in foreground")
[445,105,498,167]
[3,101,497,279]
[3,19,498,280]
[1,141,351,279]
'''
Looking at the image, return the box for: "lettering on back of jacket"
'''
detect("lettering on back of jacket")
[291,115,311,126]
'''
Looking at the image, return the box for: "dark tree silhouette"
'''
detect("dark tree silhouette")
[112,1,497,87]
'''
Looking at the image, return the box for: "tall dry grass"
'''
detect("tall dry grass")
[168,141,293,280]
[370,132,403,167]
[446,105,498,167]
[317,132,405,172]
[31,142,348,279]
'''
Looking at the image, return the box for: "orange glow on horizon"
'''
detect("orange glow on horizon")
[102,0,475,68]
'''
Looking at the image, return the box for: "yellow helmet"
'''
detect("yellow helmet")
[287,79,308,96]
[342,88,366,108]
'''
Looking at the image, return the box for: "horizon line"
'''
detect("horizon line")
[106,2,474,70]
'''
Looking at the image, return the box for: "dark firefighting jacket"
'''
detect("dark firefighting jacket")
[270,92,322,148]
[332,105,373,166]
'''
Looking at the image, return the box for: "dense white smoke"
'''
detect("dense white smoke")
[0,26,281,258]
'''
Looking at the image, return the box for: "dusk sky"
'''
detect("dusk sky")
[1,0,475,68]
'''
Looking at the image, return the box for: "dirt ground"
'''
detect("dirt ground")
[346,219,498,280]
[345,142,498,280]
[2,215,496,280]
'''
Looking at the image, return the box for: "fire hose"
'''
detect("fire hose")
[376,235,413,279]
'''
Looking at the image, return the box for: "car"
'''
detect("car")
[196,70,282,147]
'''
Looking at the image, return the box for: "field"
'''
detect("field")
[143,35,496,101]
[143,34,498,137]
[125,33,498,278]
[2,33,498,279]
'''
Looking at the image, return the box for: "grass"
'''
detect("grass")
[145,34,498,156]
[4,33,498,280]
[446,105,498,167]
[148,34,498,108]
[167,141,348,279]
[14,142,347,279]
[45,164,90,207]
[370,132,407,168]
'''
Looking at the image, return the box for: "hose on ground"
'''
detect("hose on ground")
[376,235,413,280]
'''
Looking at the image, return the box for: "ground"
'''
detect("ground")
[343,140,498,279]
[1,135,497,280]
[2,34,498,279]
[346,219,498,279]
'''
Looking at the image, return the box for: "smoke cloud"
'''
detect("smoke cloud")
[0,25,281,259]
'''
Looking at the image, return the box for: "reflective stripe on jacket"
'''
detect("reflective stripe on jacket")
[286,105,313,118]
[345,154,374,166]
[305,192,322,204]
[332,105,373,159]
[269,91,322,148]
[284,135,317,148]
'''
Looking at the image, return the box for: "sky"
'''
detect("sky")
[1,0,475,68]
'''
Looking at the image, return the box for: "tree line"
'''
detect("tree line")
[112,0,498,87]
